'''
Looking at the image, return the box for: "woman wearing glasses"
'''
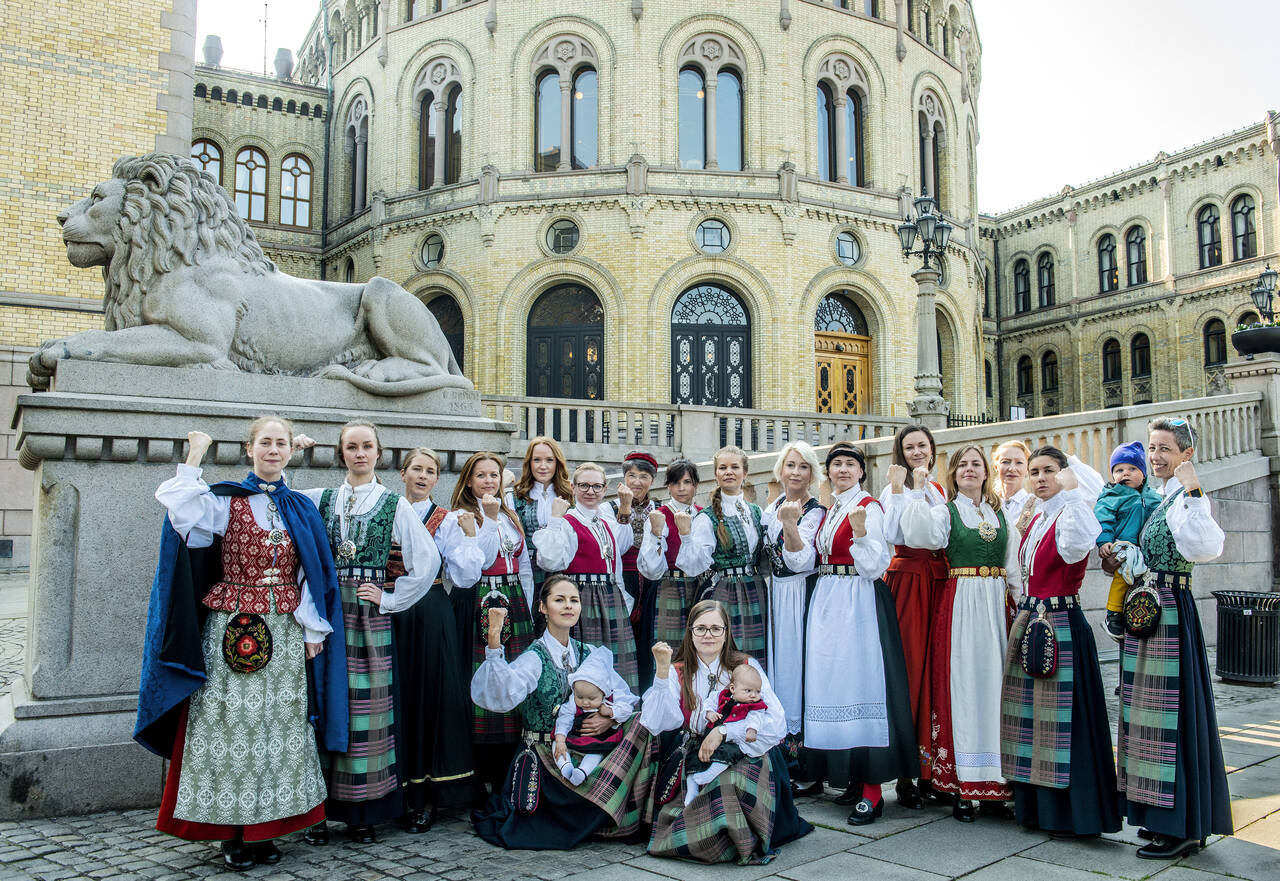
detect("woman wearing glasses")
[533,462,640,690]
[642,600,812,863]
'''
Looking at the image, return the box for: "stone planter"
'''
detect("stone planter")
[1231,325,1280,359]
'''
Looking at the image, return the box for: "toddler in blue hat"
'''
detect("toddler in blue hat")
[1095,440,1162,640]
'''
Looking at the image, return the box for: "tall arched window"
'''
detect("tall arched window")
[1013,259,1030,313]
[531,37,598,173]
[279,154,312,227]
[1198,204,1222,268]
[344,258,355,283]
[1203,318,1227,366]
[1102,338,1122,383]
[917,91,945,209]
[418,89,436,189]
[1041,351,1059,392]
[527,284,605,401]
[190,139,222,184]
[426,293,464,369]
[816,54,869,186]
[816,84,835,181]
[1131,333,1151,378]
[344,97,369,214]
[671,284,751,408]
[1016,356,1033,396]
[1037,253,1055,307]
[234,146,267,222]
[443,84,462,184]
[413,58,461,189]
[985,360,992,399]
[676,35,745,172]
[1231,194,1257,260]
[846,91,865,186]
[1126,225,1147,286]
[1098,234,1118,292]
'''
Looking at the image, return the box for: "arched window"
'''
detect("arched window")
[344,258,355,283]
[210,86,222,101]
[257,95,267,109]
[1198,204,1222,268]
[816,54,869,187]
[1098,234,1118,292]
[1037,253,1055,307]
[413,59,461,188]
[1041,351,1059,392]
[1231,194,1257,261]
[286,99,296,113]
[443,84,462,184]
[677,35,745,172]
[846,91,865,186]
[1102,338,1122,383]
[1131,333,1151,378]
[194,83,207,98]
[1240,311,1260,327]
[535,71,561,172]
[671,284,751,408]
[1126,225,1147,286]
[272,97,282,111]
[1016,356,1033,396]
[531,37,597,173]
[1203,318,1227,366]
[190,139,222,184]
[814,291,868,335]
[279,154,312,227]
[344,97,369,214]
[985,360,993,399]
[917,91,945,209]
[527,284,605,401]
[1013,259,1030,313]
[233,146,267,222]
[572,68,598,169]
[426,294,464,369]
[816,83,835,181]
[418,89,436,189]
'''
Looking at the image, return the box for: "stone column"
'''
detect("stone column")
[156,0,197,154]
[1067,208,1079,301]
[558,77,572,171]
[834,94,849,184]
[354,132,368,212]
[920,121,935,197]
[894,0,907,61]
[958,26,970,103]
[433,99,447,186]
[704,73,719,170]
[907,265,949,428]
[1161,175,1174,281]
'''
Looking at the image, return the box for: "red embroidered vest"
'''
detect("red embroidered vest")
[1019,513,1087,598]
[565,512,613,574]
[820,496,881,566]
[205,496,301,613]
[482,514,525,577]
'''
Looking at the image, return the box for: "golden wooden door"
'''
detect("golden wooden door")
[815,332,871,414]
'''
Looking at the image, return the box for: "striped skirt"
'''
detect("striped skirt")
[703,566,767,667]
[570,572,640,692]
[653,569,705,646]
[472,572,534,744]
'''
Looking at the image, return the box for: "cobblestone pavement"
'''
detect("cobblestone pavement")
[0,573,1277,881]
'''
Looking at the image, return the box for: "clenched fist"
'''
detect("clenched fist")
[480,493,501,520]
[912,466,929,491]
[551,497,572,518]
[457,510,478,537]
[486,606,508,649]
[649,509,666,535]
[777,499,802,526]
[651,641,674,678]
[1055,468,1078,492]
[847,505,868,538]
[673,510,692,535]
[1174,461,1200,494]
[887,464,908,493]
[615,483,634,510]
[186,431,213,467]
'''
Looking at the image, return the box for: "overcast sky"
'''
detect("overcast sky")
[197,0,1279,214]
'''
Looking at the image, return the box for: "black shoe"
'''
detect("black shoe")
[918,778,945,804]
[979,800,1015,821]
[251,840,281,864]
[402,808,435,834]
[301,822,328,846]
[1105,610,1125,642]
[221,839,255,871]
[791,781,824,798]
[1048,830,1099,841]
[833,785,859,806]
[1136,835,1201,860]
[895,778,923,810]
[847,796,884,827]
[347,824,377,844]
[1136,827,1155,841]
[952,798,976,823]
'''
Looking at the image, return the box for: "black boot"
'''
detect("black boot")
[1136,835,1202,860]
[978,800,1015,821]
[221,836,254,871]
[952,797,976,822]
[251,840,282,864]
[302,821,329,846]
[347,824,377,844]
[403,807,435,834]
[895,777,923,810]
[918,777,945,804]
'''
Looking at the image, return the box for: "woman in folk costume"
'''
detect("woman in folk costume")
[993,440,1034,531]
[1108,418,1230,860]
[637,459,703,646]
[642,600,812,864]
[534,462,640,690]
[436,451,535,792]
[139,417,346,871]
[675,446,768,663]
[388,447,479,830]
[895,445,1021,821]
[300,420,441,845]
[998,446,1120,839]
[804,444,914,825]
[471,575,654,849]
[759,442,825,766]
[603,450,661,684]
[509,437,573,612]
[877,424,949,808]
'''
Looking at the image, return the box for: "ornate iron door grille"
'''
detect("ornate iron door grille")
[670,284,751,409]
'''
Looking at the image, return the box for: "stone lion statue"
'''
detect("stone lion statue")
[28,153,471,395]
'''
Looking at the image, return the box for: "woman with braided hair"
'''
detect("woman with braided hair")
[674,446,768,663]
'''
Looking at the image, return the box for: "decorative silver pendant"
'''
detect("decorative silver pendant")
[267,529,286,546]
[337,539,357,560]
[978,520,997,542]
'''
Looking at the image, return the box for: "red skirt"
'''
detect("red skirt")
[885,546,948,779]
[156,703,325,842]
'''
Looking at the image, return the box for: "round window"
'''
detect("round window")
[836,231,860,266]
[421,233,444,269]
[547,219,580,254]
[696,219,731,253]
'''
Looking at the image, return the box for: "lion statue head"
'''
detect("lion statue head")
[57,153,275,330]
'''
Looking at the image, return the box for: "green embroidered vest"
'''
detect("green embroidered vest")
[1140,489,1194,575]
[319,488,399,569]
[945,501,1007,568]
[701,502,763,569]
[513,496,543,568]
[519,638,585,733]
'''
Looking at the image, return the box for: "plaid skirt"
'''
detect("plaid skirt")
[472,573,535,744]
[1001,598,1076,788]
[703,567,767,666]
[653,570,705,646]
[534,717,657,837]
[571,573,640,692]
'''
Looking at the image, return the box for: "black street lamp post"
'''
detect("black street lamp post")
[898,193,953,428]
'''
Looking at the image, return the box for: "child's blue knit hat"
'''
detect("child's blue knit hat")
[1109,440,1147,477]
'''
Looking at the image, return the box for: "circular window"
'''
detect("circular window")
[835,231,861,266]
[696,219,731,254]
[547,219,580,254]
[421,233,444,269]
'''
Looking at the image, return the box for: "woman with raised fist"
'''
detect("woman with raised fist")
[636,459,703,647]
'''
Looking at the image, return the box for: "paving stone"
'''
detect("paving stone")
[1020,837,1167,880]
[965,854,1146,881]
[791,792,943,839]
[1182,832,1280,881]
[776,850,950,881]
[852,814,1045,876]
[625,826,860,881]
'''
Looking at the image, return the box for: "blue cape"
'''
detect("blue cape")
[134,472,349,757]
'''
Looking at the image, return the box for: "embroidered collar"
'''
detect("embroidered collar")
[665,499,694,514]
[540,630,579,670]
[572,503,603,522]
[530,481,551,500]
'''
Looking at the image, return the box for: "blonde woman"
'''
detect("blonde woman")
[993,440,1033,529]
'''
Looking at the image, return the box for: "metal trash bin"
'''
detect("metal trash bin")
[1212,591,1280,685]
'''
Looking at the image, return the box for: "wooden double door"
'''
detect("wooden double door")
[814,332,871,415]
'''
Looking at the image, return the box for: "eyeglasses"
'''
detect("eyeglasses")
[575,482,605,492]
[691,625,726,637]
